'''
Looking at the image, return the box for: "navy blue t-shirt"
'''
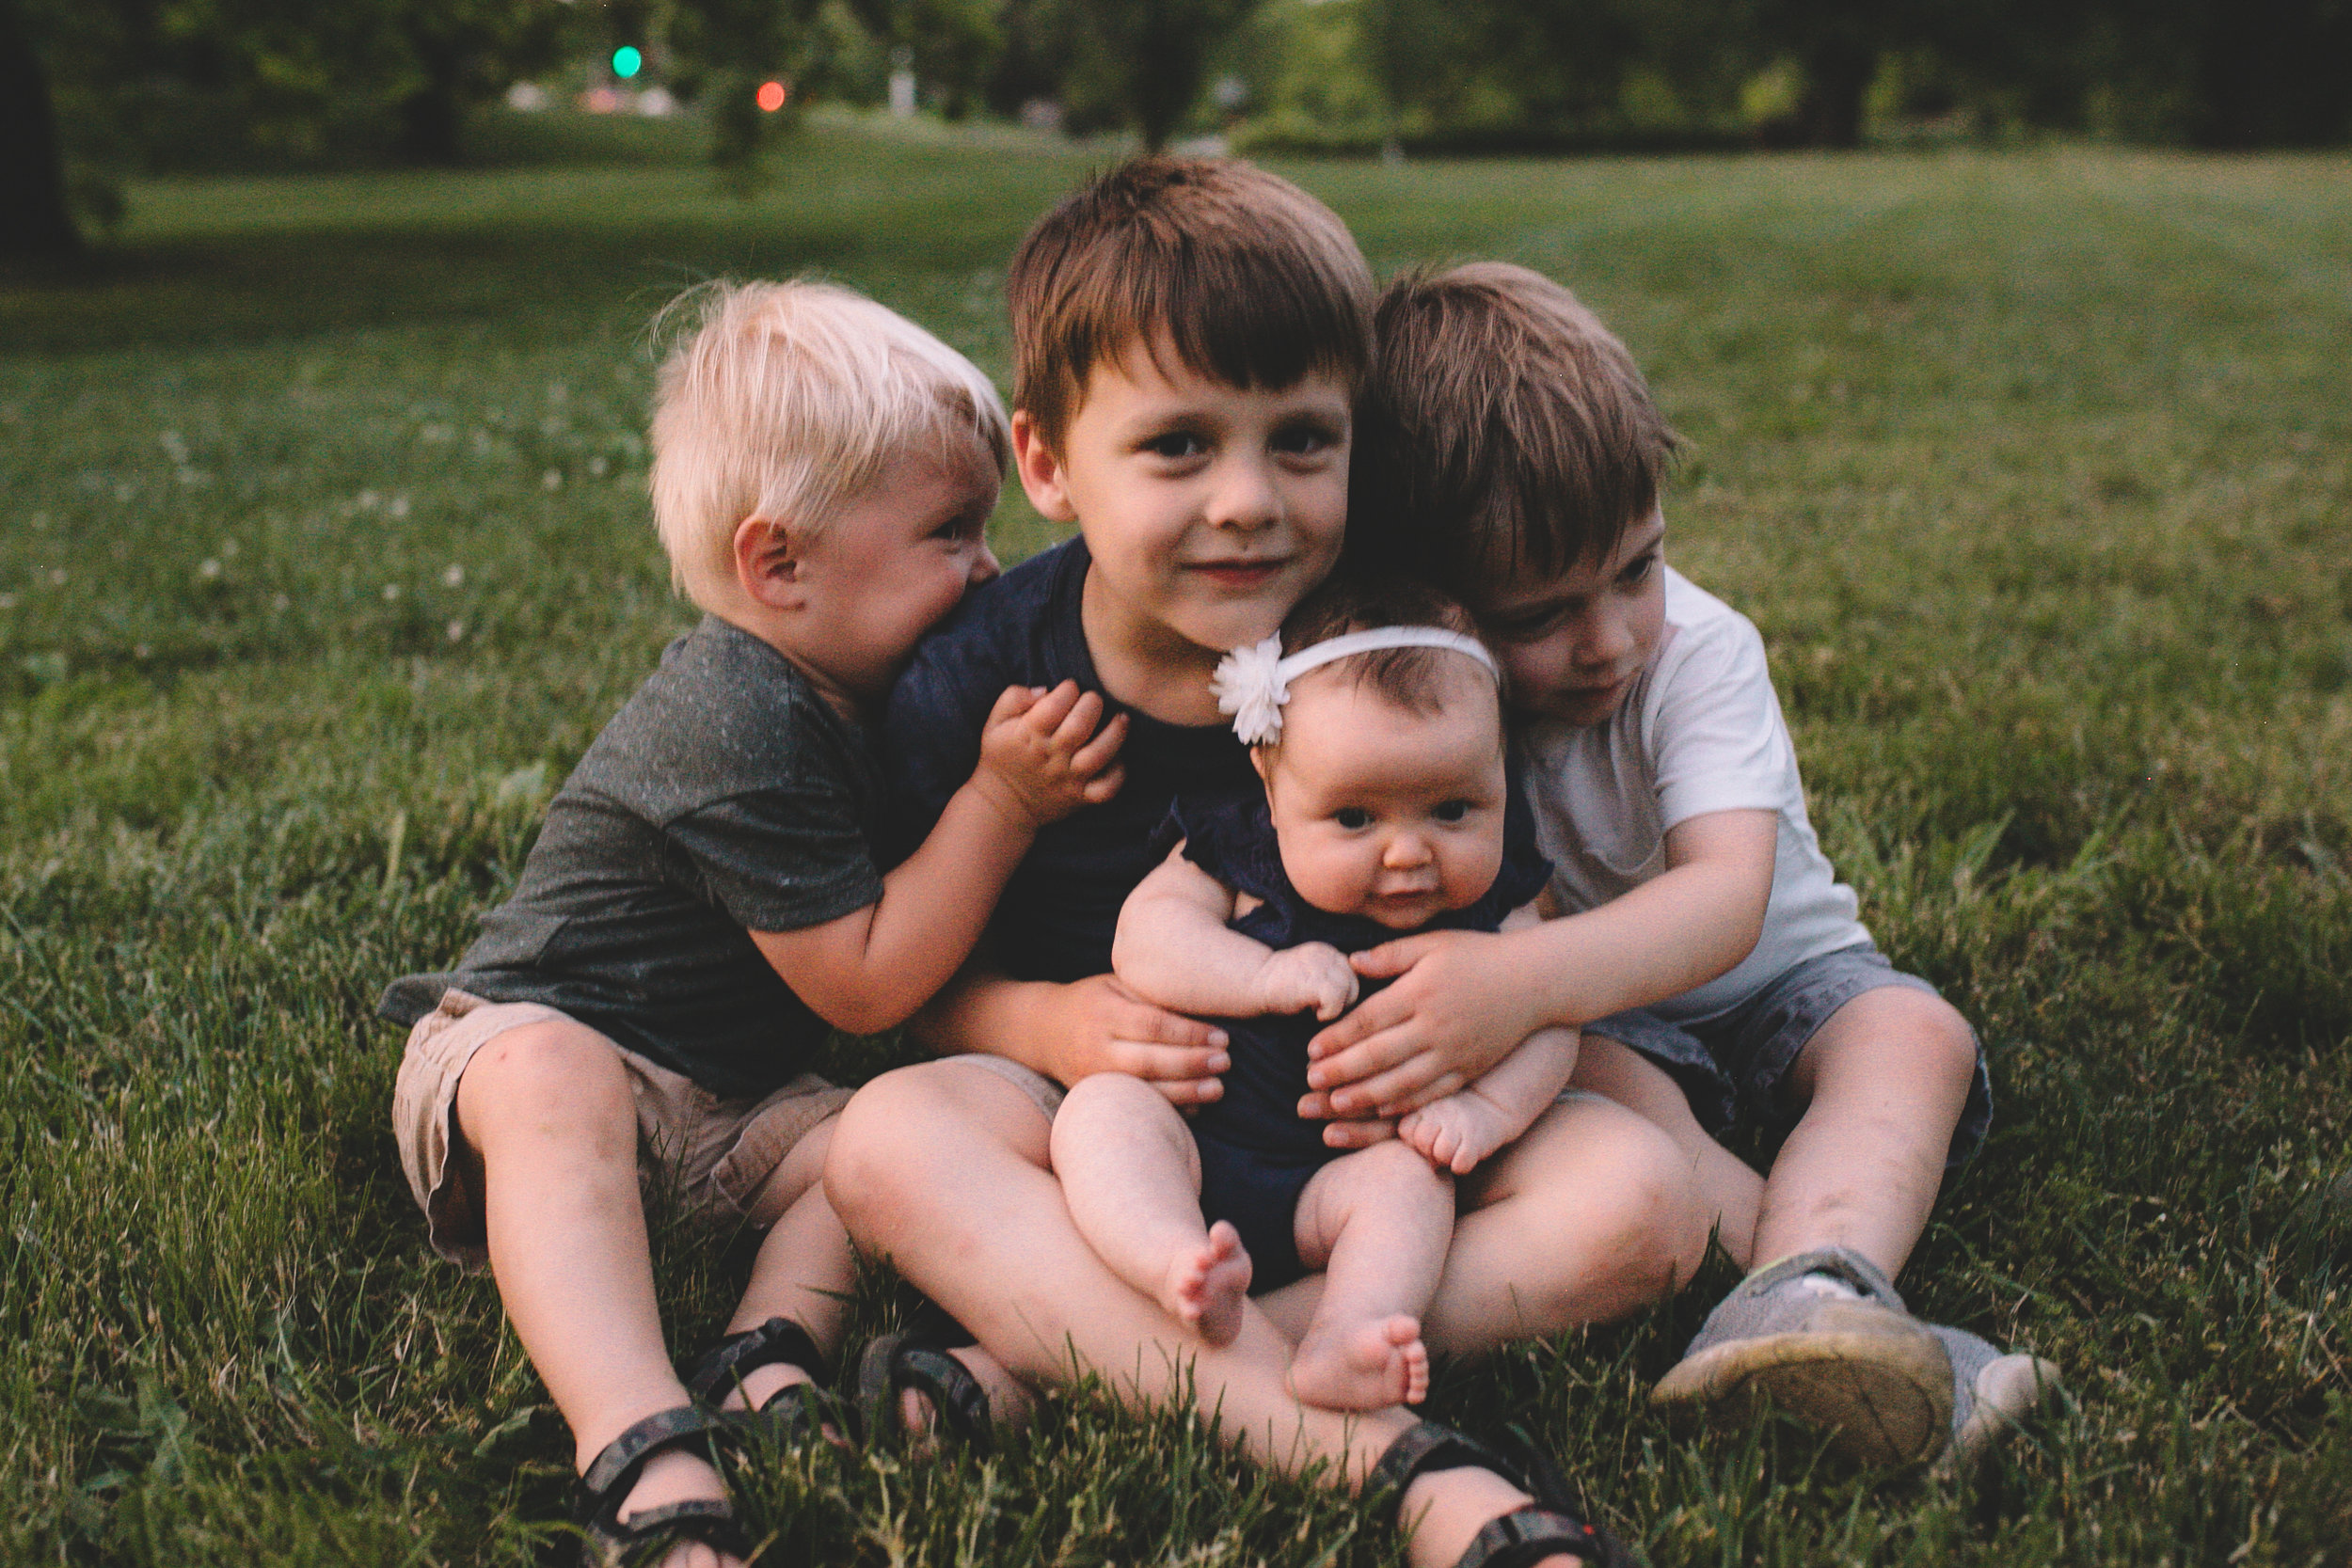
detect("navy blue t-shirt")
[882,538,1258,984]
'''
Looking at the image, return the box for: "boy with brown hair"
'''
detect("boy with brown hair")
[828,165,1696,1568]
[1332,260,2059,1470]
[378,280,1125,1568]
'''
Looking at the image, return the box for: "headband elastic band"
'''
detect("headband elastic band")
[1211,626,1500,745]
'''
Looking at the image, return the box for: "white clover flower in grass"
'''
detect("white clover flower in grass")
[542,468,563,490]
[198,559,222,580]
[383,583,401,601]
[442,564,465,588]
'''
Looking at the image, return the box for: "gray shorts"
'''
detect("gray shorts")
[1583,943,1992,1168]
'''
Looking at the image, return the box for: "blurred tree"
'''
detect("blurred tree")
[384,0,570,163]
[672,0,823,181]
[2,0,80,257]
[845,0,1005,119]
[1070,0,1263,149]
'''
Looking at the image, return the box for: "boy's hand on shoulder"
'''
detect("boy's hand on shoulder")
[1397,1092,1513,1176]
[1303,930,1538,1118]
[972,680,1127,829]
[1042,974,1230,1107]
[1253,942,1359,1022]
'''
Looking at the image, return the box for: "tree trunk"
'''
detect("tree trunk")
[397,40,469,166]
[1800,35,1875,148]
[0,0,83,260]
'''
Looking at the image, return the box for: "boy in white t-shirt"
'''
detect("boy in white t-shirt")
[1323,261,2059,1470]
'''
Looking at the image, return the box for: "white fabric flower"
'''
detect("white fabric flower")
[1212,635,1289,744]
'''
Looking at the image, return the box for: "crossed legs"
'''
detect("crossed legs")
[827,1060,1708,1566]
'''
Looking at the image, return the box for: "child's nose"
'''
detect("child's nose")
[1206,454,1281,531]
[969,544,1001,585]
[1381,831,1433,868]
[1577,608,1633,667]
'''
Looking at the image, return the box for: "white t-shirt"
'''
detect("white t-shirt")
[1516,566,1868,1023]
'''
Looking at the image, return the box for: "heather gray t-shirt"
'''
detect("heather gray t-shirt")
[379,616,884,1098]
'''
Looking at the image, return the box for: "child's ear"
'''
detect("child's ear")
[1010,409,1078,524]
[1248,745,1275,789]
[733,514,808,610]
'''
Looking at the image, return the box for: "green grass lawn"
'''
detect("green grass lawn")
[4,113,2349,1565]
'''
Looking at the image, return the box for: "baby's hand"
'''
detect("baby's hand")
[1254,942,1359,1022]
[974,681,1127,828]
[1398,1091,1515,1176]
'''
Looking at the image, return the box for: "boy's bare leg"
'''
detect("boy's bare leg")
[1287,1141,1448,1410]
[1570,1037,1764,1267]
[826,1062,1603,1566]
[718,1117,856,1412]
[454,1021,738,1568]
[1259,1092,1710,1354]
[1050,1072,1253,1344]
[1749,988,1979,1275]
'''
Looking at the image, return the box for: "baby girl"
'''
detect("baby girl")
[1049,578,1581,1411]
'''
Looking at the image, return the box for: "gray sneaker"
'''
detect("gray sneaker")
[1651,1247,1955,1467]
[1928,1323,2063,1478]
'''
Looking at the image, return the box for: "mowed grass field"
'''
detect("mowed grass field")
[4,113,2350,1565]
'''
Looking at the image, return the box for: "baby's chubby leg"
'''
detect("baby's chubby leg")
[1050,1073,1252,1346]
[1288,1141,1452,1411]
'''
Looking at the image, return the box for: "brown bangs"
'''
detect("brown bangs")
[1009,158,1374,450]
[1348,262,1677,590]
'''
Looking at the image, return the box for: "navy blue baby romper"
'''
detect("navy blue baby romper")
[1168,784,1550,1291]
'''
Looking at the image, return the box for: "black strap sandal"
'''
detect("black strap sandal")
[855,1300,993,1450]
[572,1405,750,1567]
[683,1316,854,1445]
[1368,1420,1644,1568]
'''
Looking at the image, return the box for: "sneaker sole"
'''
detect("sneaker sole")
[1653,1315,1956,1467]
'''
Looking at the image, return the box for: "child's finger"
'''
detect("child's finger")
[1079,762,1125,803]
[1305,987,1413,1059]
[1347,935,1437,981]
[1328,1056,1458,1117]
[1022,679,1084,734]
[984,684,1040,723]
[1320,1117,1395,1149]
[1041,686,1103,747]
[1070,712,1128,772]
[1151,1076,1226,1108]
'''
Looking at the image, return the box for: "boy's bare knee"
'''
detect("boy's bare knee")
[1577,1113,1710,1301]
[454,1021,634,1158]
[825,1060,1044,1231]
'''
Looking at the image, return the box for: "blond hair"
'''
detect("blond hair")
[1008,158,1374,453]
[649,279,1011,607]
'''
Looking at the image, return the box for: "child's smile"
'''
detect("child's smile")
[1012,343,1351,721]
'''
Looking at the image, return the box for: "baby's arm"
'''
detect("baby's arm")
[752,681,1125,1034]
[1113,849,1360,1022]
[1396,1025,1579,1174]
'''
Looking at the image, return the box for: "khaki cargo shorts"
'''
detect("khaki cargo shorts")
[392,989,853,1270]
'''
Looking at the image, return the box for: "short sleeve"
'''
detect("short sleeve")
[1168,790,1287,904]
[674,776,883,934]
[1647,614,1793,832]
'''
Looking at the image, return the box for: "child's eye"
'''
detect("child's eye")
[1271,419,1343,457]
[1431,800,1472,823]
[1142,431,1207,461]
[1618,552,1659,590]
[1334,807,1373,831]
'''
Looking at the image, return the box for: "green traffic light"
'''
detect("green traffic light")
[612,46,644,80]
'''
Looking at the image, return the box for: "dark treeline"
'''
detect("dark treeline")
[9,0,2352,261]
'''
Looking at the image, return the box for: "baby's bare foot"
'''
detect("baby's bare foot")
[1288,1314,1429,1411]
[1167,1221,1253,1346]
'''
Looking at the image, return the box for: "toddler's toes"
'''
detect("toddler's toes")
[1168,1222,1253,1347]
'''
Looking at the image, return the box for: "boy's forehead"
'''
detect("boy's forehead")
[1077,329,1349,413]
[1468,510,1665,610]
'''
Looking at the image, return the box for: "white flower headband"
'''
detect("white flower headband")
[1211,626,1500,745]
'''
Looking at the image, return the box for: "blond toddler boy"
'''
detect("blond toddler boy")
[379,281,1122,1568]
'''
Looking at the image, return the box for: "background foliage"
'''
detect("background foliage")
[3,110,2350,1563]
